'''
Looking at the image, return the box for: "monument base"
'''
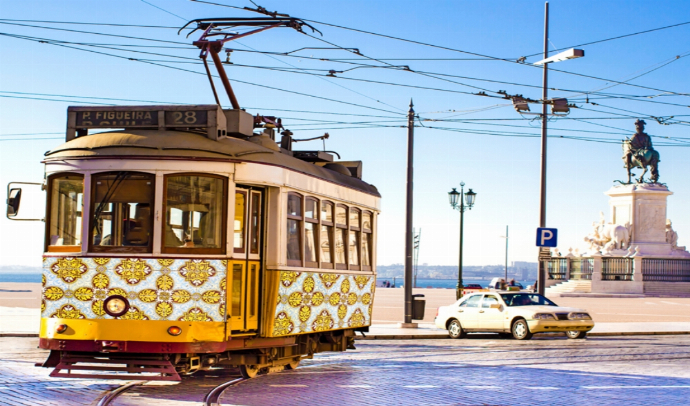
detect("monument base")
[397,322,418,328]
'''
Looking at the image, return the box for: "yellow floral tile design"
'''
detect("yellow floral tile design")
[115,259,153,285]
[178,260,216,287]
[272,271,374,337]
[51,257,88,284]
[178,307,213,322]
[51,304,86,319]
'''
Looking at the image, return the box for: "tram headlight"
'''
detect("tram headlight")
[167,326,182,336]
[56,324,68,334]
[103,295,129,317]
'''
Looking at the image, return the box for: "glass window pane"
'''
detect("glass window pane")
[335,205,347,225]
[92,172,154,249]
[232,264,242,317]
[335,228,346,264]
[305,222,317,263]
[349,231,359,265]
[287,219,301,261]
[305,199,317,219]
[234,192,246,250]
[250,193,261,254]
[350,210,360,228]
[287,194,302,217]
[482,295,499,308]
[320,225,332,263]
[249,264,257,317]
[321,203,333,223]
[362,212,372,230]
[49,175,84,247]
[362,233,371,267]
[165,175,225,249]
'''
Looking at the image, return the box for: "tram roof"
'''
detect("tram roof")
[44,129,380,197]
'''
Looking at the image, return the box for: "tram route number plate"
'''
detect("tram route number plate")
[75,110,209,128]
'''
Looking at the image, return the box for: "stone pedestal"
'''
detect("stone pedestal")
[606,183,674,256]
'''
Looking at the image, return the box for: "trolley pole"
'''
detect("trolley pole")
[402,100,416,327]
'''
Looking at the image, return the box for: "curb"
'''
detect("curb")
[0,333,39,337]
[356,330,690,340]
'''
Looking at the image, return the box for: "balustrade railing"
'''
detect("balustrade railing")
[602,257,634,281]
[641,259,690,282]
[570,258,593,280]
[546,258,568,280]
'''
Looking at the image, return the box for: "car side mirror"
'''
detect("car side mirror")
[6,188,21,218]
[490,303,502,309]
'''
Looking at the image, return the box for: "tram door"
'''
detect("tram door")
[229,187,262,333]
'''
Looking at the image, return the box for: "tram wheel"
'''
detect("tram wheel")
[285,360,300,370]
[239,364,260,379]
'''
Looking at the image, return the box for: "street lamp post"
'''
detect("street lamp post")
[448,183,477,300]
[531,1,585,295]
[500,225,509,282]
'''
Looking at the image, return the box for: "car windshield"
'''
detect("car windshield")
[500,294,557,307]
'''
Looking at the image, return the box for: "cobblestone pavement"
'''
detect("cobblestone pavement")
[3,335,690,405]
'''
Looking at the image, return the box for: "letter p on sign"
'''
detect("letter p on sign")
[536,228,558,247]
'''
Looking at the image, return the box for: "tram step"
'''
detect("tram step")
[50,355,181,381]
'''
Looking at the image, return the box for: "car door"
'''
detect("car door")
[455,294,482,329]
[478,294,505,331]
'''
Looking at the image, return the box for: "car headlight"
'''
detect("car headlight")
[533,313,556,320]
[103,295,129,317]
[569,312,592,320]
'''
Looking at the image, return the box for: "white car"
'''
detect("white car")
[434,292,594,340]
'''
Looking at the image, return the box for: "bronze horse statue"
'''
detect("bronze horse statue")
[621,119,660,184]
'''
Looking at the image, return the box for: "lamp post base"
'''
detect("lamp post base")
[455,286,464,300]
[397,322,419,328]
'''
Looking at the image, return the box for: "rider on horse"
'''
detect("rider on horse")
[622,119,660,183]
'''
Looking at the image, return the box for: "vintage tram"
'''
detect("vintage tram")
[9,103,379,380]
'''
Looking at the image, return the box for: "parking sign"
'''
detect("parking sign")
[536,228,558,247]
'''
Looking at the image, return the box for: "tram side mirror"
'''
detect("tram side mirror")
[6,188,21,218]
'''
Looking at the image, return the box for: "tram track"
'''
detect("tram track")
[203,377,248,406]
[94,381,147,406]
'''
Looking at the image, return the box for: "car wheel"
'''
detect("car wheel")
[511,319,533,340]
[565,330,587,339]
[447,319,466,339]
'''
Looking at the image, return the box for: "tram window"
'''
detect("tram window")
[305,198,319,268]
[47,174,84,252]
[249,191,261,255]
[163,174,227,254]
[90,172,154,253]
[234,191,247,253]
[320,202,334,269]
[286,193,302,266]
[362,211,373,270]
[334,204,348,269]
[349,208,360,269]
[249,264,257,317]
[232,264,243,317]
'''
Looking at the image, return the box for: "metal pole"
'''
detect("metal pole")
[537,1,549,296]
[209,45,241,109]
[505,225,509,282]
[456,183,465,300]
[404,100,415,324]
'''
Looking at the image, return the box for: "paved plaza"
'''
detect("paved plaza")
[2,335,690,405]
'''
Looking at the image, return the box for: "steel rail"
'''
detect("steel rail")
[203,377,246,406]
[95,381,147,406]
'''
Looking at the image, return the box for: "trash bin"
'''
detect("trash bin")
[412,294,425,320]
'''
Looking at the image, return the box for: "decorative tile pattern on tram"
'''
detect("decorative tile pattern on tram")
[272,271,375,336]
[42,257,226,322]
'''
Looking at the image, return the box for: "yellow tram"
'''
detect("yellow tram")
[10,103,379,380]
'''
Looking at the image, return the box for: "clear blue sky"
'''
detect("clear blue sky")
[1,0,689,268]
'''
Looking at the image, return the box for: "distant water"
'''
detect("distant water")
[0,273,42,283]
[377,278,533,289]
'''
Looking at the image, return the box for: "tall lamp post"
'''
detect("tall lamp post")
[530,2,585,295]
[448,182,477,300]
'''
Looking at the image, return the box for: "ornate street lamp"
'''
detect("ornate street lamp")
[448,182,476,300]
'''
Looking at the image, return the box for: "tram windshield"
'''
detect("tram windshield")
[164,174,226,253]
[47,174,84,252]
[91,172,154,251]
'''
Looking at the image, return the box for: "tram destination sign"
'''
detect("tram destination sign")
[74,109,208,128]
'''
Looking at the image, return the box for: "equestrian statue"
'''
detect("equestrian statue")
[621,119,660,184]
